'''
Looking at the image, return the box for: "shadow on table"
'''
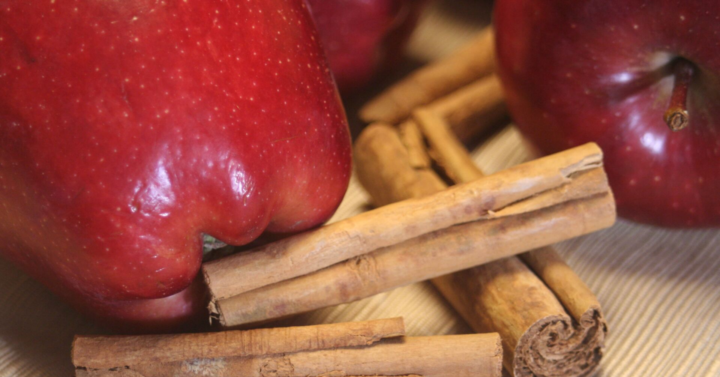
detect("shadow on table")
[0,261,103,377]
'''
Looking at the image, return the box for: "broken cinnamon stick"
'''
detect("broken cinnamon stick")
[73,318,504,377]
[360,27,496,124]
[408,111,608,376]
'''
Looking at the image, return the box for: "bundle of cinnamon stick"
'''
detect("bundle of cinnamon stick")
[203,140,614,327]
[355,27,610,377]
[356,117,608,377]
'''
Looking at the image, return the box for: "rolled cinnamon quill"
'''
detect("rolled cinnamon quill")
[203,124,615,328]
[72,318,504,377]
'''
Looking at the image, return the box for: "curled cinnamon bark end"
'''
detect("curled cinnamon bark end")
[514,308,607,377]
[664,58,694,132]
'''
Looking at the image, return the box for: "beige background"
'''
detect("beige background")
[1,1,719,376]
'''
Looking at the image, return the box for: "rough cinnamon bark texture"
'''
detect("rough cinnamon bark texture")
[204,133,610,306]
[360,27,495,124]
[218,190,612,326]
[355,122,609,377]
[520,248,605,328]
[206,125,613,327]
[425,74,506,142]
[433,260,605,377]
[73,318,404,372]
[74,320,503,377]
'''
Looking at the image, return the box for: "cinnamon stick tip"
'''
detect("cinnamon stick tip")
[493,333,504,377]
[579,142,604,158]
[359,100,398,124]
[208,299,225,326]
[200,264,215,294]
[388,317,406,339]
[581,306,608,334]
[556,144,604,180]
[70,335,80,365]
[410,107,439,124]
[356,122,396,144]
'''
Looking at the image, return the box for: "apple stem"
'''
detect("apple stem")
[664,59,694,131]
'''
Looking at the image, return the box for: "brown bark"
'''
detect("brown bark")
[73,318,404,371]
[74,320,503,377]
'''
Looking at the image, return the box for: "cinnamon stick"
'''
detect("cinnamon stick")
[406,112,608,376]
[203,138,610,304]
[73,318,404,371]
[209,125,614,328]
[414,109,480,184]
[73,318,504,377]
[426,74,506,142]
[399,120,432,169]
[360,27,496,125]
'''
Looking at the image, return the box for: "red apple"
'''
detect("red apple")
[494,0,720,227]
[307,0,426,93]
[0,0,351,332]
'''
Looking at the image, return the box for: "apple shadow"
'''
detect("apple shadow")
[432,0,494,29]
[0,261,104,377]
[340,55,428,139]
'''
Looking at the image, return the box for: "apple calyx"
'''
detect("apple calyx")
[664,58,694,132]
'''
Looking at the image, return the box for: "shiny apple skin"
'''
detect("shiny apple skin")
[0,0,351,331]
[307,0,426,93]
[495,0,720,227]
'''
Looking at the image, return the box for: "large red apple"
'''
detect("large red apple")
[0,0,351,332]
[307,0,426,93]
[494,0,720,227]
